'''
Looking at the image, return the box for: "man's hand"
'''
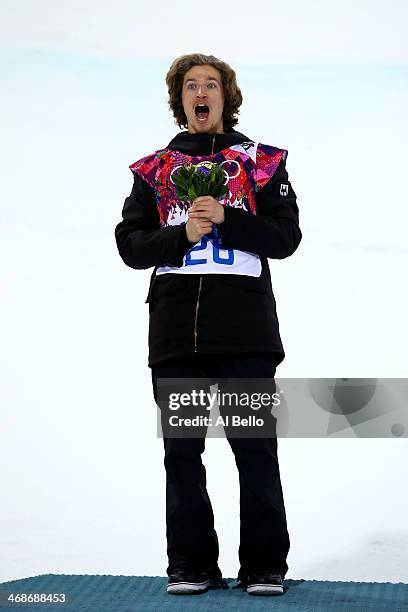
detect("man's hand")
[185,217,213,243]
[189,196,225,224]
[185,196,225,243]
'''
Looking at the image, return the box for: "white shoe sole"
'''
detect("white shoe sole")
[247,583,283,595]
[167,579,210,594]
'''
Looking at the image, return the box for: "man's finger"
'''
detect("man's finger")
[189,211,211,218]
[192,196,211,204]
[190,210,211,219]
[197,219,212,228]
[191,196,212,205]
[190,203,210,212]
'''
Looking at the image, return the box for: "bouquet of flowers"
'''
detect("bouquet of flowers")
[172,161,228,202]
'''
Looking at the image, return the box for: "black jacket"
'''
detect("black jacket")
[115,129,302,367]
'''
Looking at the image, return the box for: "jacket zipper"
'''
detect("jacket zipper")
[193,133,216,353]
[193,275,202,352]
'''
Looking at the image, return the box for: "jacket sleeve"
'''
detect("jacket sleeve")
[216,155,302,260]
[115,172,192,270]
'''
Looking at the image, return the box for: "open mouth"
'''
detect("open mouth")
[194,104,210,121]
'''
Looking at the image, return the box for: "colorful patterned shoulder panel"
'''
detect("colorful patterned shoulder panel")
[254,143,287,191]
[129,149,167,189]
[129,143,286,187]
[128,142,287,226]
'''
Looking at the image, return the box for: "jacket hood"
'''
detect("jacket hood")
[166,128,251,156]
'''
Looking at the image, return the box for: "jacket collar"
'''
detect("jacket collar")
[166,128,251,156]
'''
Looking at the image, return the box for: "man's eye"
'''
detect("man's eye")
[208,83,216,88]
[187,83,196,89]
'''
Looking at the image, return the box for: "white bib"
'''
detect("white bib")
[156,209,261,277]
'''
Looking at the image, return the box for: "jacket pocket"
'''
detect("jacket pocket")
[145,271,157,304]
[222,274,267,294]
[149,274,190,304]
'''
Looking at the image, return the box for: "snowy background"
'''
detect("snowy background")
[1,0,407,584]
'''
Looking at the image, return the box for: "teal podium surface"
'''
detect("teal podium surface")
[1,574,407,611]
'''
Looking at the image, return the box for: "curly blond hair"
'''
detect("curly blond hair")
[165,53,243,132]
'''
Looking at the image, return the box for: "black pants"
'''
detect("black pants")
[151,352,290,580]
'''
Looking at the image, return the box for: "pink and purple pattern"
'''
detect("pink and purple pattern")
[129,142,286,228]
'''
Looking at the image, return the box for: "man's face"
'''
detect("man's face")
[181,64,225,134]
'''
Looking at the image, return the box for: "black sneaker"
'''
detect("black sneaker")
[202,565,230,590]
[232,577,248,590]
[207,575,230,590]
[167,569,210,595]
[246,572,284,595]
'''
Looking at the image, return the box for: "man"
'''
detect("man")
[115,53,302,596]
